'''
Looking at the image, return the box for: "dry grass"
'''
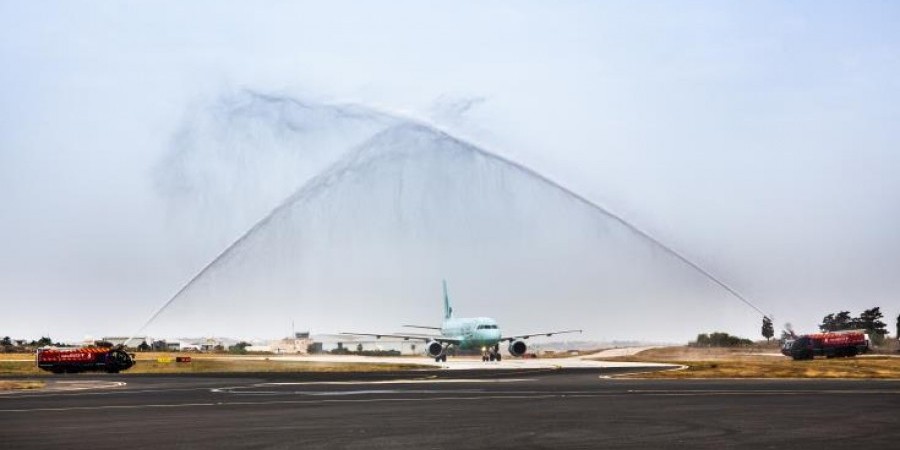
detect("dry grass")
[0,354,423,375]
[0,361,43,376]
[0,380,45,390]
[604,346,900,379]
[0,353,34,361]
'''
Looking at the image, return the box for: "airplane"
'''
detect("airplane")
[342,281,582,362]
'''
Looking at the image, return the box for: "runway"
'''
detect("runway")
[210,350,673,370]
[2,368,898,449]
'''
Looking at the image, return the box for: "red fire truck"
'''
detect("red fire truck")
[781,331,870,361]
[36,346,135,374]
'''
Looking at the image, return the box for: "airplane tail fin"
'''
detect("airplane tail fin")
[442,280,453,320]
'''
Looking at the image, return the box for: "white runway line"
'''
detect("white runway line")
[4,388,899,414]
[259,378,534,385]
[0,380,126,396]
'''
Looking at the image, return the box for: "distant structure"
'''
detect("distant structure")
[101,337,148,348]
[151,340,181,352]
[246,333,313,354]
[326,338,419,355]
[270,332,313,354]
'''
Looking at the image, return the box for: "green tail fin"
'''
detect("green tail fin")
[442,280,453,320]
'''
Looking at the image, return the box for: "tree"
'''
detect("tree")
[693,333,710,347]
[820,313,835,332]
[228,342,250,354]
[858,307,888,345]
[820,311,853,332]
[761,316,774,342]
[896,313,900,339]
[0,336,11,346]
[859,307,887,334]
[834,311,853,330]
[690,332,752,347]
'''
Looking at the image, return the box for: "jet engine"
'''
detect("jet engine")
[508,340,527,357]
[425,341,444,358]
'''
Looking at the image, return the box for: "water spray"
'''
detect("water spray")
[131,99,770,340]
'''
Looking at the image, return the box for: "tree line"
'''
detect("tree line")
[819,307,889,344]
[691,332,753,347]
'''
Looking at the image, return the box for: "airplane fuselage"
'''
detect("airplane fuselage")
[441,317,502,350]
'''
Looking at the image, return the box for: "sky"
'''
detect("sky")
[1,1,899,343]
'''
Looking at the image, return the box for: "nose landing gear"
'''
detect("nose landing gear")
[481,345,502,362]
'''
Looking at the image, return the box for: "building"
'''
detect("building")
[319,337,421,355]
[149,340,182,352]
[270,333,313,354]
[101,337,148,348]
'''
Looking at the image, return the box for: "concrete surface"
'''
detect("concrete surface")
[1,368,898,449]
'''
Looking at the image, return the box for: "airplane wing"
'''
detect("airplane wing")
[392,332,442,338]
[402,324,442,330]
[340,332,461,345]
[501,329,583,342]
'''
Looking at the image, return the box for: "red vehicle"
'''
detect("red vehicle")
[36,346,135,374]
[781,331,870,361]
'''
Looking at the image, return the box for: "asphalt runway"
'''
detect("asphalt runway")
[2,368,898,449]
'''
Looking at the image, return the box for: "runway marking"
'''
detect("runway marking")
[2,389,899,413]
[599,365,688,378]
[1,385,219,399]
[210,378,533,394]
[51,381,127,390]
[0,381,127,395]
[259,378,534,385]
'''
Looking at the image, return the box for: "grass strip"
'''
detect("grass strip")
[0,380,45,390]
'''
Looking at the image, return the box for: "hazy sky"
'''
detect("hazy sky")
[2,1,899,342]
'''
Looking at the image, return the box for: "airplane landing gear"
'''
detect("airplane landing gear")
[436,345,449,363]
[482,345,502,362]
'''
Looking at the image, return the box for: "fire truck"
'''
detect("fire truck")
[781,330,870,361]
[36,346,135,374]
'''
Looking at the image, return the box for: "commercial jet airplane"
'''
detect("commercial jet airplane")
[343,281,582,362]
